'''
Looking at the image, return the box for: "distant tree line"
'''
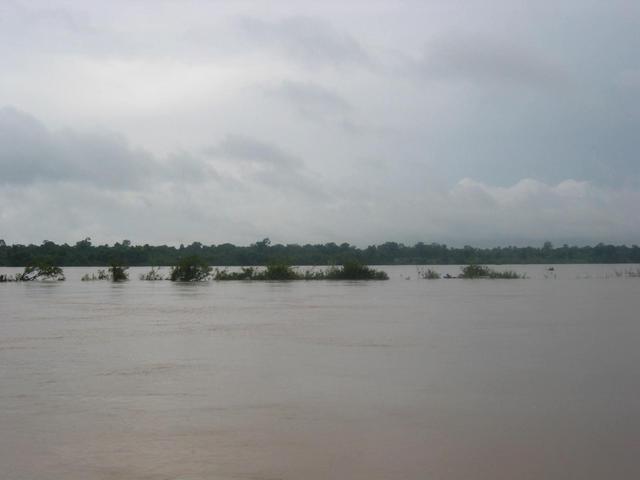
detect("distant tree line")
[0,238,639,267]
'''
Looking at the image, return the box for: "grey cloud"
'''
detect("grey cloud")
[0,1,83,33]
[615,69,640,90]
[205,134,326,198]
[0,2,638,245]
[269,81,351,117]
[3,173,639,246]
[164,151,218,184]
[0,108,323,198]
[238,16,371,68]
[264,81,390,136]
[414,34,568,91]
[0,107,220,189]
[0,107,155,188]
[435,178,640,245]
[265,81,361,133]
[207,134,300,168]
[0,1,99,56]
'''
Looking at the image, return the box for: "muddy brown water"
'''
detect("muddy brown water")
[1,265,639,479]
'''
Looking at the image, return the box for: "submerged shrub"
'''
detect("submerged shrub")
[82,269,110,281]
[459,264,491,278]
[418,267,441,279]
[324,261,388,280]
[213,267,255,280]
[170,255,211,282]
[487,270,525,279]
[140,267,165,281]
[460,264,525,279]
[109,263,129,282]
[254,262,301,280]
[625,268,640,278]
[212,261,388,281]
[302,268,327,280]
[18,262,65,281]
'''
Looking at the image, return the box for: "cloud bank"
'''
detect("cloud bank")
[0,106,636,246]
[0,1,638,246]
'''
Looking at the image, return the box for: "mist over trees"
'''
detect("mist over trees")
[0,238,639,267]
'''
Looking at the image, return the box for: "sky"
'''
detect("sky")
[0,0,639,247]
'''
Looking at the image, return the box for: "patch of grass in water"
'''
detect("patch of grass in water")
[460,264,525,279]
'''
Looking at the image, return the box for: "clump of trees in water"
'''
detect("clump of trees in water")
[20,262,65,281]
[0,261,65,282]
[169,256,212,282]
[82,262,129,281]
[137,258,389,282]
[417,264,526,279]
[0,257,389,284]
[109,263,129,282]
[139,267,164,281]
[418,268,441,279]
[2,238,640,267]
[81,269,110,281]
[211,260,388,281]
[459,265,525,279]
[254,263,300,280]
[323,261,389,280]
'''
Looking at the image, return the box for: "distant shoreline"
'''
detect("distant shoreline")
[1,239,638,267]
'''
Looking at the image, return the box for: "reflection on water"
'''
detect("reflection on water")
[1,265,639,479]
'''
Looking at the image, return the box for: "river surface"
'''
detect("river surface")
[1,265,639,479]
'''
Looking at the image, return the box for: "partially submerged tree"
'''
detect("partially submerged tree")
[213,261,389,281]
[324,260,389,280]
[18,262,65,281]
[417,267,441,279]
[255,262,301,280]
[108,263,129,282]
[81,269,110,281]
[170,255,211,282]
[139,267,165,280]
[460,264,524,279]
[213,267,255,280]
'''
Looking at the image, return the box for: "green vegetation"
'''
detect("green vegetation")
[81,269,109,281]
[139,267,165,281]
[213,267,254,280]
[213,261,388,281]
[170,256,212,282]
[255,262,301,280]
[0,261,66,282]
[324,261,389,280]
[214,263,305,281]
[109,263,129,282]
[1,238,639,267]
[459,264,525,279]
[418,267,441,279]
[459,264,492,278]
[23,263,64,281]
[82,264,128,281]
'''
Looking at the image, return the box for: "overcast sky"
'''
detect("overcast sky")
[1,0,639,246]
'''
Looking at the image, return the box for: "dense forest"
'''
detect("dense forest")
[1,238,639,266]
